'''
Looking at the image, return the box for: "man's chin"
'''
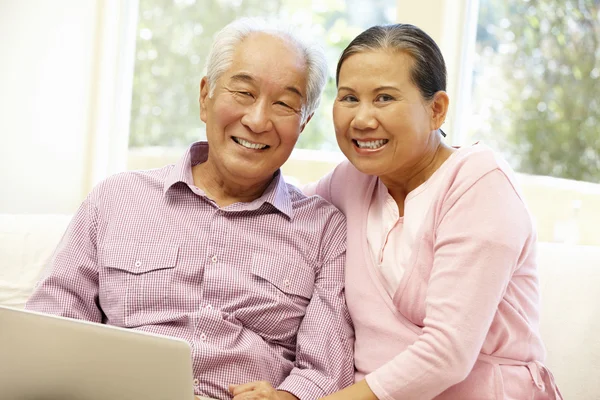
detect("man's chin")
[227,166,278,186]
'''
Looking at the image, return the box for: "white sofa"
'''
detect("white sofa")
[0,214,71,307]
[1,214,599,398]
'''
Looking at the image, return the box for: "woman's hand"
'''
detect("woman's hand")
[229,381,298,400]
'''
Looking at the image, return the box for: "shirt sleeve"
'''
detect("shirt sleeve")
[25,195,102,323]
[277,210,355,399]
[366,169,534,399]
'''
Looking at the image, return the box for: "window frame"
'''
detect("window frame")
[108,0,600,246]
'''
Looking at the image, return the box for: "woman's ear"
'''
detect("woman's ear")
[430,90,449,131]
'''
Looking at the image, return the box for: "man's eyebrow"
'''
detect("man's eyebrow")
[285,86,303,98]
[230,73,303,98]
[229,73,255,84]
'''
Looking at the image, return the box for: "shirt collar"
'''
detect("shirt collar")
[164,141,293,219]
[163,141,204,195]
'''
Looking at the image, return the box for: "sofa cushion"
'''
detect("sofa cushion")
[537,242,600,400]
[0,214,71,308]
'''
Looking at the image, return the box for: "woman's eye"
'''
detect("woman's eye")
[340,95,358,102]
[376,94,394,102]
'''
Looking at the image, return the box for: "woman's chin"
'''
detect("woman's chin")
[348,158,385,177]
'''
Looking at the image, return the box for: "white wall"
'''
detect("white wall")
[0,0,99,214]
[396,0,477,145]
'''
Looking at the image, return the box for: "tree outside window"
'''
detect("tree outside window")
[129,0,396,152]
[469,0,600,183]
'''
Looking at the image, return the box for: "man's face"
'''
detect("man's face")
[200,33,311,186]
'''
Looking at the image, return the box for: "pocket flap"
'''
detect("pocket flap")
[251,253,314,298]
[100,242,179,274]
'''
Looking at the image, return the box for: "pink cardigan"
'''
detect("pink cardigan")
[306,144,561,399]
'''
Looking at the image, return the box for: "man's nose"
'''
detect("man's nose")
[350,104,378,131]
[241,100,273,133]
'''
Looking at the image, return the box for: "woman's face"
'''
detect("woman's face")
[333,49,440,179]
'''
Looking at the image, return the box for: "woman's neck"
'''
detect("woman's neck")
[380,140,455,212]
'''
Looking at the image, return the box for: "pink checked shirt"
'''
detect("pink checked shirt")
[26,142,354,400]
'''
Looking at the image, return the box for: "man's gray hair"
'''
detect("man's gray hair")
[204,17,328,123]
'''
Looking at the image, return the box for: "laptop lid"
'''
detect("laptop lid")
[0,306,196,400]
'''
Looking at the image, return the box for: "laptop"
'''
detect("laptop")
[0,305,199,400]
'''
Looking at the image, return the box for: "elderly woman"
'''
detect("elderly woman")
[305,24,563,399]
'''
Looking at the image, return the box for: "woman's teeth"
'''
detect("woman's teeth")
[355,139,388,149]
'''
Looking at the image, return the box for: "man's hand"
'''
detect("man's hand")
[229,381,298,400]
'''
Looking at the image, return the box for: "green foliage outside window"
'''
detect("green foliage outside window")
[472,0,599,182]
[130,0,600,183]
[129,0,395,151]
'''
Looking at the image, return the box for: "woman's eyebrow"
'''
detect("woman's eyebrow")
[372,86,401,93]
[337,85,401,92]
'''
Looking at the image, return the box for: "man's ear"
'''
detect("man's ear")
[299,113,314,133]
[199,76,210,123]
[429,90,449,131]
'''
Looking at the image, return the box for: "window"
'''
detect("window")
[466,0,600,245]
[125,0,600,246]
[128,0,397,155]
[468,0,599,183]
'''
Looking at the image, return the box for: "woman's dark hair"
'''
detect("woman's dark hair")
[336,24,447,102]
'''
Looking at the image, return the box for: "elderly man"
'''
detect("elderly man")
[26,18,353,400]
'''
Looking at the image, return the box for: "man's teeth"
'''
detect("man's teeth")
[234,137,268,150]
[355,139,388,149]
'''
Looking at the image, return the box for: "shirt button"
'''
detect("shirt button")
[211,255,218,263]
[205,304,213,310]
[283,279,291,287]
[200,333,207,342]
[193,378,200,386]
[134,260,142,267]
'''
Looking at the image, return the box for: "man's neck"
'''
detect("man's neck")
[191,159,273,208]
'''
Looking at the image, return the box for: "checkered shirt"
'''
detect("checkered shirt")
[26,142,354,399]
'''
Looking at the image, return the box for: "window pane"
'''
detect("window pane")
[468,0,600,183]
[129,0,396,152]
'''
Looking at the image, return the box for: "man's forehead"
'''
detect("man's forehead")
[224,33,308,95]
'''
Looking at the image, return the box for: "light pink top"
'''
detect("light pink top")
[367,179,405,292]
[305,143,562,399]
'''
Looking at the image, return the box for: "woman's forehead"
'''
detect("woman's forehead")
[338,50,415,86]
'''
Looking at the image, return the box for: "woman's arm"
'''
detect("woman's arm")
[328,169,534,399]
[321,380,378,400]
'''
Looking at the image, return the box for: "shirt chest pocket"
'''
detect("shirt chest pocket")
[236,253,315,341]
[98,242,179,327]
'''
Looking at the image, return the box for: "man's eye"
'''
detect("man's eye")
[237,91,253,97]
[275,101,292,109]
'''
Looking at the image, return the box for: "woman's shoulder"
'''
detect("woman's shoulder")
[447,142,519,184]
[453,142,509,169]
[440,142,526,205]
[305,160,376,209]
